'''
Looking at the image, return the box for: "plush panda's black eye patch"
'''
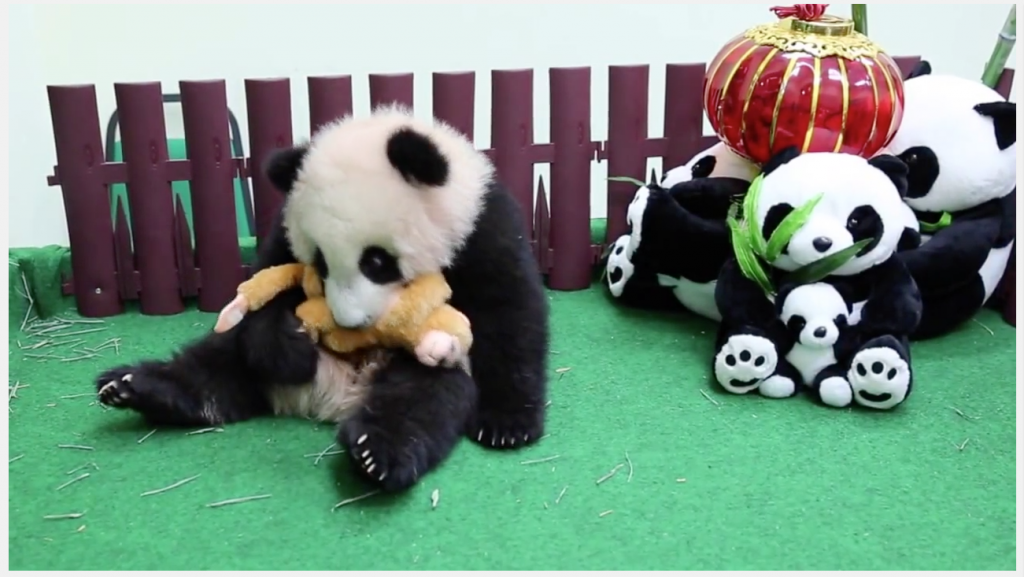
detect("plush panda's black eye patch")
[786,315,806,336]
[312,248,329,280]
[846,205,883,256]
[897,146,939,200]
[690,156,717,179]
[358,246,403,285]
[762,203,794,253]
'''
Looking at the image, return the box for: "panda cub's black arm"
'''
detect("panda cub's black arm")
[859,256,923,339]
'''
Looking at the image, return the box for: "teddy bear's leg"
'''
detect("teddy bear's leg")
[237,263,307,311]
[407,306,472,368]
[846,335,913,410]
[712,325,782,395]
[320,327,380,355]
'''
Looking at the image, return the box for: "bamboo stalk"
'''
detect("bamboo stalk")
[851,4,868,36]
[982,6,1016,89]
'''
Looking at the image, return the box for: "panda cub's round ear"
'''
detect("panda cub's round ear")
[867,154,910,198]
[263,144,310,194]
[386,127,450,187]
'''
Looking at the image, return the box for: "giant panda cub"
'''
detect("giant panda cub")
[712,149,923,410]
[92,106,550,492]
[604,142,756,319]
[886,64,1017,339]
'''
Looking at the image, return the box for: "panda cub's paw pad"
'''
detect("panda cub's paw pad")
[714,335,778,395]
[848,347,911,410]
[414,330,463,368]
[95,367,137,408]
[758,375,797,399]
[605,236,635,298]
[817,376,853,408]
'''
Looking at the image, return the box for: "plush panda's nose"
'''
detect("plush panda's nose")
[812,237,833,253]
[813,326,828,338]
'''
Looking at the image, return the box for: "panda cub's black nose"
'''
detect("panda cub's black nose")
[813,326,828,338]
[812,237,833,252]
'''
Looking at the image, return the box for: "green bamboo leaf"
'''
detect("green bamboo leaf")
[607,176,648,188]
[784,238,874,285]
[919,211,953,233]
[743,175,768,257]
[764,193,823,262]
[729,216,775,296]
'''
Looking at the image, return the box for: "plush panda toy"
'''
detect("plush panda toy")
[604,143,757,319]
[92,106,550,492]
[712,149,923,411]
[886,65,1017,339]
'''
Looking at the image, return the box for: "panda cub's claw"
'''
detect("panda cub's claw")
[713,334,779,395]
[848,346,911,410]
[96,367,136,408]
[339,419,429,493]
[468,406,544,450]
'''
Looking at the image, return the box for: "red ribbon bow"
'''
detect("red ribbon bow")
[769,4,829,21]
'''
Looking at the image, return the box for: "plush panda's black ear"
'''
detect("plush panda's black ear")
[264,144,310,194]
[761,146,801,176]
[867,154,910,198]
[387,127,449,187]
[906,60,932,79]
[974,101,1016,151]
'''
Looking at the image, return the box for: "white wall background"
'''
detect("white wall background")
[7,3,1019,248]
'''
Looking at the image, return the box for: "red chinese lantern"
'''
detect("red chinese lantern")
[703,4,905,166]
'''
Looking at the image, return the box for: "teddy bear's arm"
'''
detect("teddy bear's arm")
[296,297,381,353]
[375,271,453,332]
[237,263,308,311]
[380,304,472,353]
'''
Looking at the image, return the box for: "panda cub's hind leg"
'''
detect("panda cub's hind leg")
[339,349,476,493]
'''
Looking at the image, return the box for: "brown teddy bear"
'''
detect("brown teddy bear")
[213,264,472,368]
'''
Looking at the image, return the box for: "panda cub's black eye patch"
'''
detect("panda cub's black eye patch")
[358,246,403,285]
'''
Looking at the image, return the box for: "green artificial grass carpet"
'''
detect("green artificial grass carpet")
[8,262,1017,570]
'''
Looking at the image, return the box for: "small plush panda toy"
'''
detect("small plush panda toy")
[604,142,758,319]
[92,106,550,492]
[712,148,923,411]
[885,63,1017,339]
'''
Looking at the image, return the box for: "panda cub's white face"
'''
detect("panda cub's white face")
[755,152,908,276]
[273,106,494,329]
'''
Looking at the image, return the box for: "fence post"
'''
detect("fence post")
[548,67,593,290]
[114,82,184,315]
[308,76,354,137]
[46,85,123,317]
[606,65,650,243]
[180,80,245,312]
[432,72,476,139]
[490,69,536,240]
[369,74,414,110]
[663,64,707,174]
[245,78,293,246]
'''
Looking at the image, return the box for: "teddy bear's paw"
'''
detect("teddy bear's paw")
[817,376,854,408]
[414,330,463,368]
[848,347,911,410]
[758,375,797,399]
[213,294,249,333]
[605,235,636,298]
[714,334,778,395]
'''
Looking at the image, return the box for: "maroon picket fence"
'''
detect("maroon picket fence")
[45,57,1016,325]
